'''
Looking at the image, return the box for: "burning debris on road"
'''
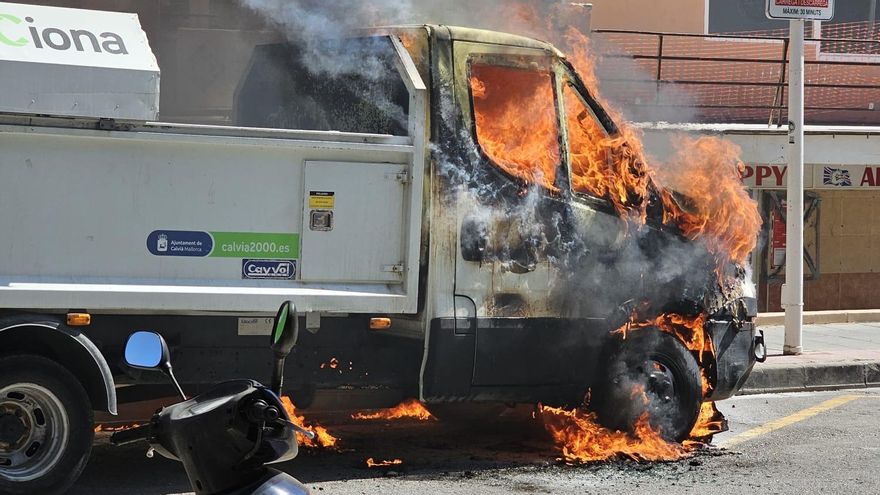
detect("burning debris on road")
[540,405,689,463]
[366,457,404,468]
[281,396,338,448]
[352,399,436,422]
[94,423,143,434]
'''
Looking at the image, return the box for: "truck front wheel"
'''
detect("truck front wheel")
[0,355,94,495]
[590,330,702,443]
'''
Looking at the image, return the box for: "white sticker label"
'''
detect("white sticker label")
[237,317,274,336]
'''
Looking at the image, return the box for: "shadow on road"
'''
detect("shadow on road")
[72,408,559,494]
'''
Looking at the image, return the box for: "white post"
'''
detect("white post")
[784,19,805,356]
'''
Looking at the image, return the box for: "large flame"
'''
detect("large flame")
[470,63,561,192]
[560,26,762,264]
[465,14,756,461]
[544,312,722,461]
[657,136,763,266]
[541,406,688,463]
[351,399,436,421]
[468,23,761,265]
[281,396,338,448]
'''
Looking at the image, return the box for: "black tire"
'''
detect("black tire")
[0,355,94,495]
[590,329,702,442]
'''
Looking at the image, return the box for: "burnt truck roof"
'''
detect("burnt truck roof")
[371,24,565,57]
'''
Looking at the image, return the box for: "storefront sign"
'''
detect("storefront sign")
[741,164,880,189]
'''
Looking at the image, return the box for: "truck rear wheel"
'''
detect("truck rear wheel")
[590,330,702,443]
[0,355,94,495]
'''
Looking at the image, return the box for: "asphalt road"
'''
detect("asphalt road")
[71,389,880,495]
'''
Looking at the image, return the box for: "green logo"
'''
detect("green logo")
[0,13,28,47]
[210,232,300,259]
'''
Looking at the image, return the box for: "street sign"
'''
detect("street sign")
[767,0,835,21]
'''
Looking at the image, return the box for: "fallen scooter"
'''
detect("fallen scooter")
[111,301,315,495]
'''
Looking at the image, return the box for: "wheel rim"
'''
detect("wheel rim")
[0,383,69,482]
[604,356,687,440]
[637,357,686,437]
[645,360,676,405]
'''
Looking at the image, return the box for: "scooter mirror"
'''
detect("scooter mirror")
[124,331,188,401]
[125,331,170,370]
[270,301,299,359]
[269,301,298,396]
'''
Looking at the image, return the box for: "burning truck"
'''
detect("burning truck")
[0,2,762,493]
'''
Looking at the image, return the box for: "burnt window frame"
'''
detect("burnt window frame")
[463,51,566,194]
[556,63,621,214]
[560,80,616,204]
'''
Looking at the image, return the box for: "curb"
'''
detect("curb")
[757,310,880,326]
[740,360,880,395]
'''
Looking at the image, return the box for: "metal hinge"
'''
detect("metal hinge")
[386,172,409,184]
[381,264,405,274]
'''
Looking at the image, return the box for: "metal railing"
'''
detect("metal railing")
[591,29,880,125]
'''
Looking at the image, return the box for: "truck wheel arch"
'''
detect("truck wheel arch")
[0,318,117,415]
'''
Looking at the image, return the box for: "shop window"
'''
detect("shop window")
[469,63,561,191]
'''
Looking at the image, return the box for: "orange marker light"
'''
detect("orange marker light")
[369,318,392,330]
[67,313,91,327]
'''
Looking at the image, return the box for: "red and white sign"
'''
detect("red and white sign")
[767,0,834,20]
[741,163,880,189]
[742,164,799,189]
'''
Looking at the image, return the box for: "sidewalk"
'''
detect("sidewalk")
[740,320,880,394]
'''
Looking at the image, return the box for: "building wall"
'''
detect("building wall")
[762,190,880,311]
[589,0,706,33]
[24,0,273,124]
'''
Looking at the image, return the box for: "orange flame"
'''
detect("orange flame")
[685,401,727,447]
[541,406,688,463]
[565,26,761,265]
[94,423,143,433]
[540,312,726,461]
[280,396,338,448]
[614,312,716,397]
[463,3,747,464]
[657,136,763,266]
[320,357,340,370]
[366,457,404,468]
[470,63,561,192]
[472,14,762,268]
[351,399,436,421]
[615,313,713,363]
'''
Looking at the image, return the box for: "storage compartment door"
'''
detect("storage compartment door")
[301,161,407,283]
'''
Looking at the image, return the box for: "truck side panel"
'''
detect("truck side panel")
[0,125,420,314]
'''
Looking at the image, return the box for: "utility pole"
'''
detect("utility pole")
[783,19,805,356]
[766,0,834,355]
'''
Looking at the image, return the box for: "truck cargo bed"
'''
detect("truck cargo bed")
[0,117,425,314]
